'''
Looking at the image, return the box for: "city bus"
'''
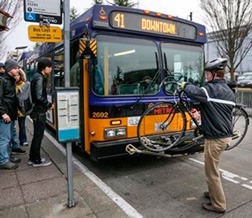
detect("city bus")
[25,4,207,161]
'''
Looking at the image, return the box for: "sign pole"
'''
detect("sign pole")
[24,0,75,209]
[63,0,75,208]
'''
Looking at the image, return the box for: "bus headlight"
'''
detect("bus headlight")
[116,128,126,136]
[104,127,127,138]
[105,129,116,137]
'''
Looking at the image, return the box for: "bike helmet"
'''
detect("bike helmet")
[204,58,228,71]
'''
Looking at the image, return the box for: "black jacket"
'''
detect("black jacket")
[0,73,18,120]
[30,72,52,114]
[184,79,236,139]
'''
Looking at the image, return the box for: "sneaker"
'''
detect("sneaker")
[22,142,29,146]
[10,156,21,164]
[0,161,18,170]
[11,148,27,155]
[27,158,45,165]
[32,159,51,167]
[202,202,226,213]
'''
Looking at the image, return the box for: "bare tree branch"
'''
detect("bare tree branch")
[0,0,22,60]
[201,0,252,81]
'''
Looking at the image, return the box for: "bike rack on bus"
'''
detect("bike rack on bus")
[125,144,184,158]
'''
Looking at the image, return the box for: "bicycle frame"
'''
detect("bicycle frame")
[176,91,202,133]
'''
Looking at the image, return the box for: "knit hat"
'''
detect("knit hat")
[0,62,5,68]
[5,59,19,73]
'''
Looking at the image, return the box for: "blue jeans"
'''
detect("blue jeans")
[0,120,11,165]
[29,113,46,162]
[18,116,27,145]
[10,121,20,149]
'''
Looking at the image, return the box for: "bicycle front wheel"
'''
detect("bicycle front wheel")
[227,105,249,150]
[137,102,187,152]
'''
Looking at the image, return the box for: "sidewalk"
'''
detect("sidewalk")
[0,120,132,218]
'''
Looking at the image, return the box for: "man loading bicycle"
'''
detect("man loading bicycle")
[181,58,236,213]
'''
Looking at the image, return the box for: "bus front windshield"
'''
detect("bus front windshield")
[92,35,205,96]
[92,35,159,96]
[161,43,204,85]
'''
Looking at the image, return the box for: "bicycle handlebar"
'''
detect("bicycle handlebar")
[161,77,185,99]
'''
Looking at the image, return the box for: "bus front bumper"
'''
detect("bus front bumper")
[90,131,204,161]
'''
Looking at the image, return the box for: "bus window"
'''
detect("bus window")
[26,62,36,81]
[70,41,80,87]
[70,55,80,87]
[92,58,104,95]
[162,43,204,85]
[54,48,65,87]
[92,35,159,96]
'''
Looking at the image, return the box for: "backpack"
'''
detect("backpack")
[16,82,33,115]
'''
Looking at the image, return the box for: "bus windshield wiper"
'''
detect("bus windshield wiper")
[130,52,161,109]
[164,52,172,76]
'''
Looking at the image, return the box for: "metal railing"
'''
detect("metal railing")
[236,88,252,109]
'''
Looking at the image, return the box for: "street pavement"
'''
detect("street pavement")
[1,108,251,218]
[0,118,136,218]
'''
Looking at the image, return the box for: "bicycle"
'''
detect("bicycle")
[135,78,249,154]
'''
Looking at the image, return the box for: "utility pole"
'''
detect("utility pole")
[189,12,193,21]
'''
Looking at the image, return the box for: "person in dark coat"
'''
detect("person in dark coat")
[0,59,21,169]
[182,58,236,213]
[28,57,54,167]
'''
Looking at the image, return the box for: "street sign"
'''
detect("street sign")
[24,0,62,24]
[28,25,62,42]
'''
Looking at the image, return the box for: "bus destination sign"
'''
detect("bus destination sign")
[110,11,196,40]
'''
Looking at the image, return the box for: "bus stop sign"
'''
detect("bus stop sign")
[24,0,62,24]
[28,25,62,42]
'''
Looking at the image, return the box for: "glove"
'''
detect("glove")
[180,82,187,90]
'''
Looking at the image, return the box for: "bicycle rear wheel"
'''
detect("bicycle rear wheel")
[227,105,249,150]
[137,102,186,152]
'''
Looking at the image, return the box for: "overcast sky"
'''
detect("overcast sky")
[2,0,204,62]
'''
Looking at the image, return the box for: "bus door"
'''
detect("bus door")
[79,38,97,154]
